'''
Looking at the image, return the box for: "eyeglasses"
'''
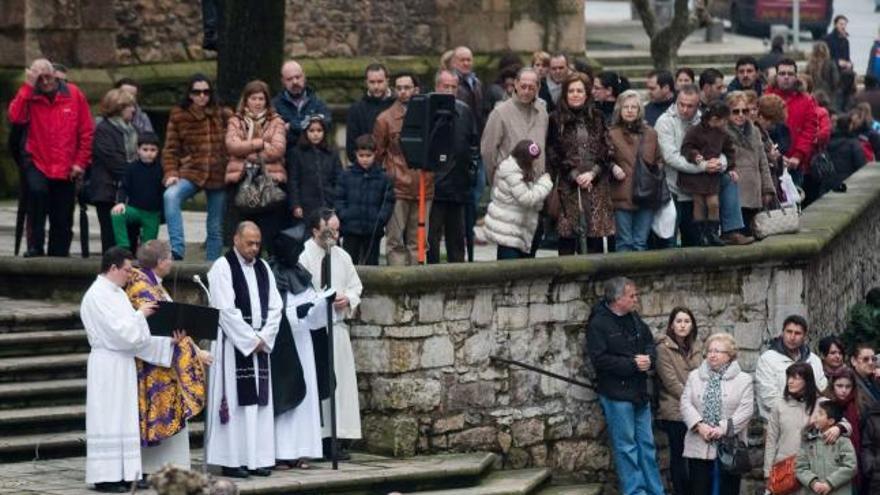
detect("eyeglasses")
[731,108,748,115]
[777,71,796,77]
[190,89,212,96]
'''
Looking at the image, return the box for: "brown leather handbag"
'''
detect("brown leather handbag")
[767,455,799,495]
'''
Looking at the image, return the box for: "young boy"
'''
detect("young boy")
[795,400,857,495]
[334,134,394,265]
[111,132,164,250]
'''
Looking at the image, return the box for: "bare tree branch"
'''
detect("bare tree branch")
[631,0,657,38]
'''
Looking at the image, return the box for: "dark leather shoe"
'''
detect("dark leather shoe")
[136,477,150,490]
[94,482,128,493]
[248,467,272,477]
[721,231,755,246]
[221,466,250,478]
[23,248,44,258]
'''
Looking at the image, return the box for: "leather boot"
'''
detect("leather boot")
[706,221,726,246]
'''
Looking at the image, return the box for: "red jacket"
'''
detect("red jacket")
[816,106,831,150]
[765,85,818,173]
[7,82,94,180]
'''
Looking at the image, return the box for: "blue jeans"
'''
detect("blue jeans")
[599,395,665,495]
[614,209,653,252]
[496,245,528,260]
[163,178,226,260]
[719,173,745,234]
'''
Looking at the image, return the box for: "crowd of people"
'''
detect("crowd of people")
[81,214,362,492]
[589,277,880,495]
[9,23,880,263]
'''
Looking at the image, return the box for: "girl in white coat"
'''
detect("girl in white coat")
[483,139,552,260]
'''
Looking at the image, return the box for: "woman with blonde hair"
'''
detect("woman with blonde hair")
[91,88,138,253]
[608,89,662,251]
[725,91,775,232]
[806,42,840,104]
[680,332,754,495]
[225,79,288,253]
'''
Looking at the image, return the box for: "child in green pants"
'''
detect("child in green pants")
[111,132,164,249]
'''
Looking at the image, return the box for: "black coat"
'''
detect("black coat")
[645,99,674,127]
[89,119,128,204]
[433,100,479,204]
[586,300,656,404]
[286,144,342,218]
[828,130,866,187]
[335,163,395,237]
[345,93,394,163]
[824,31,851,65]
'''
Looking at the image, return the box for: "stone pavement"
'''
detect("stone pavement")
[0,451,493,494]
[0,201,558,263]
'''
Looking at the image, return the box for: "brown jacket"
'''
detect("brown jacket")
[162,105,232,190]
[224,112,288,185]
[679,123,736,196]
[727,122,775,209]
[609,124,663,211]
[655,333,702,422]
[373,100,433,201]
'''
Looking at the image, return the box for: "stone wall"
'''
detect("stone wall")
[1,166,879,484]
[0,0,585,67]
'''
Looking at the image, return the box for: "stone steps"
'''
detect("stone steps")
[0,329,89,357]
[535,484,603,495]
[0,352,89,382]
[0,378,87,409]
[405,467,551,495]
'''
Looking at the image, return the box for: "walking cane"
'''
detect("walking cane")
[321,243,339,470]
[192,275,212,475]
[576,188,589,255]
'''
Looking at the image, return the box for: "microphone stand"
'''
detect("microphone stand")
[192,275,212,475]
[322,240,339,470]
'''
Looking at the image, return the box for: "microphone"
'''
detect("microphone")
[192,274,211,304]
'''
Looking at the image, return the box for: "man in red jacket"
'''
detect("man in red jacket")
[8,58,94,257]
[765,59,820,204]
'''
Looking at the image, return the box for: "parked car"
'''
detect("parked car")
[710,0,833,40]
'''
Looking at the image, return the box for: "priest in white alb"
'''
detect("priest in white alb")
[205,221,282,478]
[82,247,176,493]
[299,209,364,459]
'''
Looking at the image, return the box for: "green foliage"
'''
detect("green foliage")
[842,292,880,352]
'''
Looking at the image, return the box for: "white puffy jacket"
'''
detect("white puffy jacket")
[483,156,552,253]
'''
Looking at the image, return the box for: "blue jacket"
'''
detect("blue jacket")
[335,163,395,237]
[868,41,880,79]
[271,87,331,151]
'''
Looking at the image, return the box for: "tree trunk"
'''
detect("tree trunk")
[216,0,286,106]
[631,0,711,70]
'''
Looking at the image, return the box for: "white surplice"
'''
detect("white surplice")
[274,289,327,459]
[205,251,282,470]
[299,239,363,440]
[81,275,173,484]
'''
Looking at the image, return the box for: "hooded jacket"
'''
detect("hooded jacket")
[483,156,552,253]
[586,300,656,404]
[796,429,856,495]
[755,336,827,419]
[272,87,331,150]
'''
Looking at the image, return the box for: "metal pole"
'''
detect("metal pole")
[324,249,339,470]
[489,356,593,389]
[417,170,427,264]
[792,0,800,52]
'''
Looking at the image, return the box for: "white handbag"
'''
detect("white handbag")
[651,198,677,239]
[751,203,799,239]
[779,168,801,207]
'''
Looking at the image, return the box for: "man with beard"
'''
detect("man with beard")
[345,63,393,163]
[273,60,331,151]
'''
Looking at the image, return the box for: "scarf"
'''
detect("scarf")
[108,116,138,162]
[223,250,270,407]
[701,362,730,428]
[243,109,268,140]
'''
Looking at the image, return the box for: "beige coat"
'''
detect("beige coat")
[655,334,702,422]
[224,113,287,185]
[481,97,549,184]
[764,396,851,478]
[680,360,754,460]
[727,122,775,209]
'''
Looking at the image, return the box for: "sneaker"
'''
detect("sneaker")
[721,231,755,245]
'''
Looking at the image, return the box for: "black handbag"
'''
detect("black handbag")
[632,134,670,209]
[717,418,751,475]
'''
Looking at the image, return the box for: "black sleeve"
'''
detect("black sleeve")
[586,319,638,378]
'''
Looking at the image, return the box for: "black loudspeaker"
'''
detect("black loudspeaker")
[400,93,456,172]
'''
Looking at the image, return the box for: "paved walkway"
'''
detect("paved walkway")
[0,201,558,263]
[0,451,484,494]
